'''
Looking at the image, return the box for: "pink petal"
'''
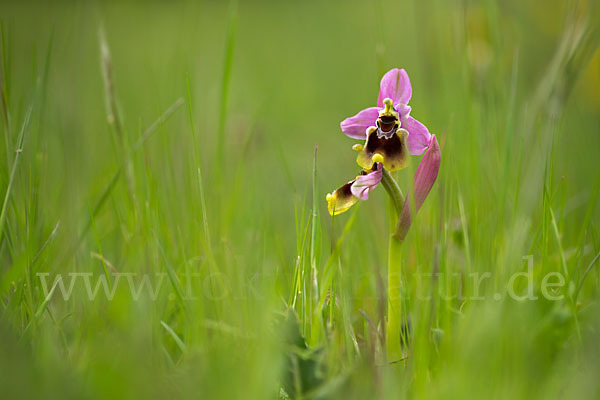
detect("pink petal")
[340,107,380,139]
[397,103,411,120]
[396,135,441,240]
[351,164,383,201]
[401,115,431,156]
[377,68,412,108]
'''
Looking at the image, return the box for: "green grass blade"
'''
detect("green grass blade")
[216,0,238,167]
[0,105,32,246]
[160,320,187,354]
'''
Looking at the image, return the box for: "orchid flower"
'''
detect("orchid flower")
[341,68,432,171]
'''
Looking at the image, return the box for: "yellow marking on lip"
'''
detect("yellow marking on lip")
[372,154,384,164]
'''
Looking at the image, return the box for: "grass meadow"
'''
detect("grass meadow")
[1,0,600,398]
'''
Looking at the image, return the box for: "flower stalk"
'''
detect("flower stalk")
[384,135,441,360]
[380,168,404,216]
[386,233,404,361]
[379,169,405,361]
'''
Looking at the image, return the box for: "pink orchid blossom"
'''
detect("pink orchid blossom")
[340,69,432,169]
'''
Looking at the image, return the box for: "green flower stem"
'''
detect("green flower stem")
[386,234,403,361]
[380,168,404,215]
[380,169,405,362]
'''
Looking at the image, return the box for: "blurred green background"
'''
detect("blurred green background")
[1,0,599,399]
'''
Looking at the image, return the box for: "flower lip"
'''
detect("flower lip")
[357,126,409,171]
